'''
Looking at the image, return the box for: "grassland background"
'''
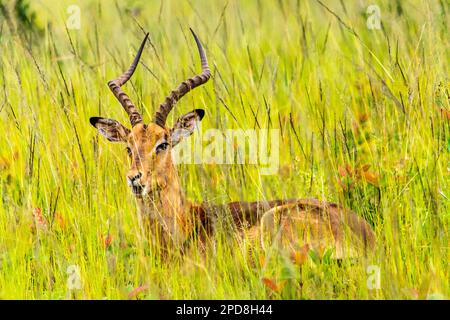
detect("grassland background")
[0,0,448,299]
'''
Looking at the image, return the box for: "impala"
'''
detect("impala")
[90,29,375,258]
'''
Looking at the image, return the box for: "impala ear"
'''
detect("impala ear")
[170,109,204,146]
[89,117,130,142]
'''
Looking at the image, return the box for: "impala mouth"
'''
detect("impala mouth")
[131,185,143,196]
[131,184,152,198]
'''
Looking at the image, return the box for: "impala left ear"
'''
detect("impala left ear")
[170,109,205,146]
[89,117,130,142]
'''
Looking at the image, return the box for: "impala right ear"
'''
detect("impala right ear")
[89,117,130,142]
[170,109,205,146]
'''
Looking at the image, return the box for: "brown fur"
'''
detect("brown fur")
[192,199,375,258]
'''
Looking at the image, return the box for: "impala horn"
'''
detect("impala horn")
[154,28,211,128]
[108,33,149,127]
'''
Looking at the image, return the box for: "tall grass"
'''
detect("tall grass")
[0,0,448,299]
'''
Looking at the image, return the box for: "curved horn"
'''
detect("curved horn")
[154,28,211,127]
[108,33,149,127]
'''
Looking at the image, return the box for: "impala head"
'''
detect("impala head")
[90,29,210,198]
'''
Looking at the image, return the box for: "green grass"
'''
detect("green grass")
[0,0,449,299]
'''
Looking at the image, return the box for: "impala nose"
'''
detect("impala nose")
[127,171,143,187]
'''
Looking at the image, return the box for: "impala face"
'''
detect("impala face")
[89,29,210,198]
[126,123,169,197]
[90,110,204,197]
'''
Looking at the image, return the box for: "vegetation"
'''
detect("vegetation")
[0,0,448,299]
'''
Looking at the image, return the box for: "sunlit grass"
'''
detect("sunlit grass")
[0,0,448,299]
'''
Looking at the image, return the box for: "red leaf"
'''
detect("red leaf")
[128,285,150,300]
[338,166,348,177]
[361,170,380,187]
[441,108,450,120]
[262,278,285,292]
[33,208,47,227]
[101,234,113,248]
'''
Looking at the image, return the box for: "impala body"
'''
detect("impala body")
[90,30,375,258]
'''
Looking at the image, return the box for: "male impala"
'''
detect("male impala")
[90,29,375,258]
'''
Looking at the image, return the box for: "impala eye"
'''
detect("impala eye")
[156,142,169,154]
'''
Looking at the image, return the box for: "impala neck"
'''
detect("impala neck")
[137,165,194,247]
